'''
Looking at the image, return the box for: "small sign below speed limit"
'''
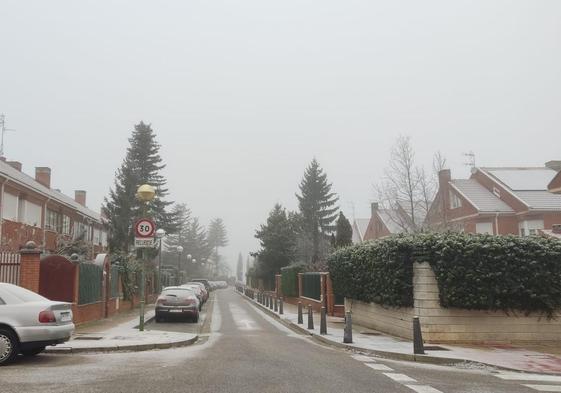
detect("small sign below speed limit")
[134,218,156,238]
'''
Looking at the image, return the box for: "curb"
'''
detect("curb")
[236,290,561,375]
[44,334,199,354]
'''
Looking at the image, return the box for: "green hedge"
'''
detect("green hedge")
[328,233,561,316]
[281,264,305,297]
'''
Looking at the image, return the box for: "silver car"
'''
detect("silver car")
[0,283,74,365]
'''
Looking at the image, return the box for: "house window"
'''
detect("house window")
[2,192,18,221]
[449,191,462,209]
[18,199,42,227]
[476,222,493,235]
[518,219,544,236]
[62,215,71,235]
[46,209,62,232]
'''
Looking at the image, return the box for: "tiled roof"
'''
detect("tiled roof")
[0,160,102,222]
[353,218,370,240]
[514,191,561,211]
[378,209,407,234]
[450,179,514,213]
[482,167,557,191]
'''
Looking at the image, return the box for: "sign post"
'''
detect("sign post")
[134,218,156,331]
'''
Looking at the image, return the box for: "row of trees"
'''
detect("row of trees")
[249,159,353,287]
[103,122,229,293]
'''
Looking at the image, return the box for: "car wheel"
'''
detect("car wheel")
[21,346,45,356]
[192,313,199,323]
[155,314,163,323]
[0,328,19,366]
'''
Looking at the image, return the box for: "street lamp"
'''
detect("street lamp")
[136,184,156,332]
[176,246,184,285]
[155,228,165,292]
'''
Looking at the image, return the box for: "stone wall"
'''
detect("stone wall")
[348,262,561,344]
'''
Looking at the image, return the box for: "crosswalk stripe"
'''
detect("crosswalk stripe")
[383,373,417,383]
[365,363,393,371]
[523,385,561,392]
[404,385,444,393]
[495,373,561,383]
[351,354,377,362]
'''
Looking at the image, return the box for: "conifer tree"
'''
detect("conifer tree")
[295,159,339,264]
[103,122,179,252]
[208,218,228,255]
[334,212,353,248]
[236,253,244,282]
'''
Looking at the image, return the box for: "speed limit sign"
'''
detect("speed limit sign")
[134,218,156,238]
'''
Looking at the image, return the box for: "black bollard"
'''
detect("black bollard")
[307,304,314,330]
[343,311,353,343]
[297,301,303,324]
[320,306,327,335]
[279,297,284,315]
[413,316,425,355]
[270,295,274,310]
[274,296,278,312]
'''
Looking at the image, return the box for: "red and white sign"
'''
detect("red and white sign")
[134,218,156,238]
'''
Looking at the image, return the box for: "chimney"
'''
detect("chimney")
[545,160,561,172]
[35,167,51,188]
[7,161,22,171]
[371,202,379,217]
[553,224,561,234]
[438,169,451,188]
[75,190,86,207]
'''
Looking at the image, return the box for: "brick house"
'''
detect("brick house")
[426,161,561,235]
[0,159,108,256]
[362,202,414,240]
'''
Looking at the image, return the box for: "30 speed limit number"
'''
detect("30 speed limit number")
[135,218,156,238]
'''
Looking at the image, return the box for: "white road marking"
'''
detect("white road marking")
[495,373,561,383]
[524,385,561,392]
[229,304,261,331]
[404,385,444,393]
[383,373,417,383]
[365,363,393,371]
[351,354,377,362]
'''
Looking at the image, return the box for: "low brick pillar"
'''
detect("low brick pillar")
[297,273,303,297]
[275,274,282,296]
[19,241,41,293]
[325,273,335,316]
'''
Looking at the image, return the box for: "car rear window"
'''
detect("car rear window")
[1,284,48,303]
[162,289,194,297]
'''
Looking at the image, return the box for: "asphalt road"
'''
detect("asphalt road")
[0,289,557,393]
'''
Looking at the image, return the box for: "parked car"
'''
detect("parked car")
[186,282,208,302]
[180,284,205,310]
[0,283,75,365]
[191,279,211,292]
[156,287,200,323]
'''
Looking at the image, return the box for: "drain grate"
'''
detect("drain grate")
[74,336,103,341]
[359,331,381,336]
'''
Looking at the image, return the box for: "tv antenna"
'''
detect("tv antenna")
[0,114,16,158]
[463,151,476,169]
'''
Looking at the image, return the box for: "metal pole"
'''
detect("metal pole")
[139,202,147,332]
[177,252,181,286]
[307,304,314,330]
[269,295,274,310]
[343,311,353,343]
[279,297,284,315]
[413,316,425,354]
[274,296,278,312]
[297,301,303,324]
[158,239,162,292]
[320,306,327,335]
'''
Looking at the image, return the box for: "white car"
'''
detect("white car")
[0,283,74,365]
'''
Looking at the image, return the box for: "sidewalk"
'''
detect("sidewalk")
[243,292,561,375]
[46,307,198,354]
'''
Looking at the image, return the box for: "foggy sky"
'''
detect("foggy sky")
[1,1,560,271]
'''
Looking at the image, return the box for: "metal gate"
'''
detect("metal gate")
[0,252,20,285]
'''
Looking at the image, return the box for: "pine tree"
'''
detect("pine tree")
[254,204,296,284]
[164,203,191,251]
[184,217,211,263]
[208,218,228,254]
[295,159,339,264]
[236,253,244,282]
[334,212,353,248]
[103,122,179,252]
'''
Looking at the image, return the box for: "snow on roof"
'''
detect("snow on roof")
[377,209,407,234]
[353,218,370,240]
[482,167,557,191]
[514,191,561,211]
[450,179,514,213]
[0,160,102,222]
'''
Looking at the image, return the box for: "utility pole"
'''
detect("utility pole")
[0,114,16,158]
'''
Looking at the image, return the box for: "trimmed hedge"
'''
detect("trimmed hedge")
[328,233,561,316]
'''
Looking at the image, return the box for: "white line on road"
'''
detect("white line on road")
[383,373,417,383]
[351,354,377,362]
[523,385,561,392]
[404,385,444,393]
[495,373,561,383]
[365,363,393,371]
